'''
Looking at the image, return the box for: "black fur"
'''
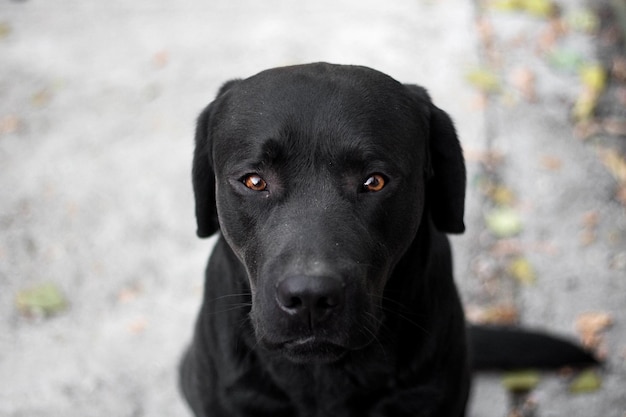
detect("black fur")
[181,63,595,417]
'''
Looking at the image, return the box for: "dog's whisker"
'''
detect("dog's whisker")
[207,303,253,316]
[210,292,252,302]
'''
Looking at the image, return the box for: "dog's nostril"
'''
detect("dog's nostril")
[284,296,303,309]
[276,275,344,325]
[316,296,339,309]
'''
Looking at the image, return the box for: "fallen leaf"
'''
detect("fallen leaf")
[575,311,613,349]
[127,316,148,334]
[547,49,585,72]
[502,370,541,393]
[492,185,516,206]
[612,57,626,82]
[598,148,626,183]
[16,283,68,318]
[476,17,495,49]
[581,211,599,228]
[540,155,562,171]
[579,230,597,246]
[608,252,626,270]
[572,64,606,124]
[617,185,626,207]
[536,17,568,53]
[510,67,536,101]
[490,239,524,257]
[0,22,10,39]
[118,285,142,303]
[0,115,20,134]
[580,64,607,93]
[572,89,599,122]
[566,9,600,34]
[485,208,523,238]
[153,50,169,68]
[507,257,536,285]
[522,0,556,17]
[490,0,555,16]
[600,118,626,137]
[466,304,519,325]
[32,89,53,107]
[569,369,602,393]
[489,0,521,12]
[466,68,502,93]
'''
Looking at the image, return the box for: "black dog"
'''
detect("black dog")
[181,63,595,417]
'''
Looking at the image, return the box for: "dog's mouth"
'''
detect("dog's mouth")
[278,336,349,364]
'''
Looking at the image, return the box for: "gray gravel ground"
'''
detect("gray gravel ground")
[1,1,625,416]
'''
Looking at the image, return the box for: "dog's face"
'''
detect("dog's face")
[193,63,465,364]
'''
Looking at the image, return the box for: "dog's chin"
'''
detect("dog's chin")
[267,337,350,364]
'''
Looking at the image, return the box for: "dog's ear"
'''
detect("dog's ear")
[193,80,240,238]
[427,103,466,233]
[405,85,466,234]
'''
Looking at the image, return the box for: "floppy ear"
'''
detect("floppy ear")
[405,85,466,234]
[427,103,466,234]
[192,80,239,238]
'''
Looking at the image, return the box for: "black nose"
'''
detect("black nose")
[276,275,345,328]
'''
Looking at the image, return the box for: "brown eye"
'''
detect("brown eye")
[243,174,268,191]
[363,174,386,192]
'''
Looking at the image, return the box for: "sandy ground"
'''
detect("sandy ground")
[1,0,625,416]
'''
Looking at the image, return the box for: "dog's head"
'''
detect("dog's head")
[192,63,465,363]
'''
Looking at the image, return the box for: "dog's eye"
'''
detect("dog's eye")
[362,174,386,192]
[242,174,268,191]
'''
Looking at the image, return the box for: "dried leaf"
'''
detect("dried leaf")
[617,185,626,207]
[537,18,567,53]
[569,369,602,393]
[576,312,613,334]
[118,286,142,303]
[581,211,599,228]
[0,22,10,39]
[579,230,597,246]
[0,115,20,134]
[502,370,541,393]
[566,9,600,33]
[598,148,626,184]
[485,208,523,238]
[612,57,626,82]
[127,316,148,334]
[490,0,555,16]
[572,89,599,122]
[16,283,68,317]
[600,118,626,137]
[575,311,613,349]
[32,89,53,107]
[580,64,607,93]
[490,239,524,257]
[510,67,536,101]
[466,304,519,325]
[492,185,516,206]
[489,0,521,12]
[540,155,563,171]
[523,0,556,17]
[466,68,501,93]
[508,257,536,285]
[153,50,169,68]
[547,49,584,72]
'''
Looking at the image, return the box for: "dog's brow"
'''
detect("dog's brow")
[332,140,395,172]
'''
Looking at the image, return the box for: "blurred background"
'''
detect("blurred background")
[1,0,625,416]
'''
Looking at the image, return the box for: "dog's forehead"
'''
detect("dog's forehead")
[211,64,430,171]
[232,63,412,116]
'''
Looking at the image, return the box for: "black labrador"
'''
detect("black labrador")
[181,63,595,417]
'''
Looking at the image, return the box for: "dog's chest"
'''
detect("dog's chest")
[267,359,396,417]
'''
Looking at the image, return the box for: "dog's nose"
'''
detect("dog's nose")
[276,275,345,328]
